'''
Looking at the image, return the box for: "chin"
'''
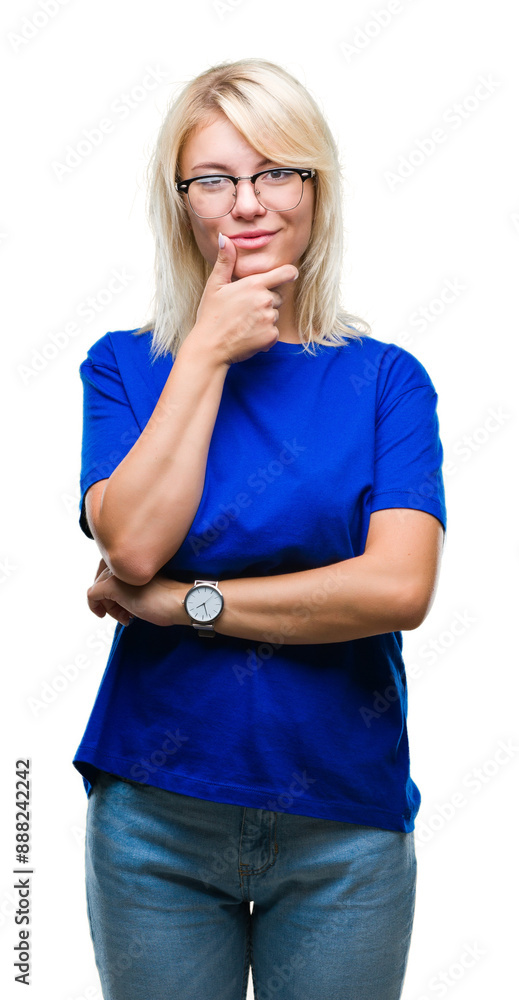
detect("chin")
[233,249,280,273]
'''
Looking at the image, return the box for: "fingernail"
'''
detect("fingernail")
[218,232,225,249]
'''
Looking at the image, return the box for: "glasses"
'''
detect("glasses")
[175,167,315,219]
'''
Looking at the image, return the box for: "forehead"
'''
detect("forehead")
[180,114,270,172]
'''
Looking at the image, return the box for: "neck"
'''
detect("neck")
[275,279,301,343]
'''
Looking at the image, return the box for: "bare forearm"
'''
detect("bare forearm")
[97,332,230,583]
[91,556,420,637]
[89,509,440,636]
[189,555,421,644]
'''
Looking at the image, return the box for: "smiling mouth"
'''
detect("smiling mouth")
[228,231,279,247]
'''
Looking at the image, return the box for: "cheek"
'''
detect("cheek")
[294,213,313,252]
[190,219,218,260]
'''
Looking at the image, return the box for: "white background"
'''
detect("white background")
[1,0,518,997]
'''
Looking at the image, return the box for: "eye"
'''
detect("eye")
[262,169,294,183]
[195,175,229,190]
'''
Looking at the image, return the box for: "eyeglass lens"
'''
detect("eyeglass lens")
[187,170,304,218]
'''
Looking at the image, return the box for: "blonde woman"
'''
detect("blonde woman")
[76,58,446,1000]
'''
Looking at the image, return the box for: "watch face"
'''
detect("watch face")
[185,585,223,624]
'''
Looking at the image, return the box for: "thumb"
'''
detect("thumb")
[210,232,237,286]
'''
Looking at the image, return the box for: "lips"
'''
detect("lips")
[229,230,277,238]
[228,231,279,248]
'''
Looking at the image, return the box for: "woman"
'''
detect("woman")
[76,58,446,1000]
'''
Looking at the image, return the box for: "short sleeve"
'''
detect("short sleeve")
[370,352,447,533]
[78,339,142,539]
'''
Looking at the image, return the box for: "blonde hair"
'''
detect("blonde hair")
[136,58,371,361]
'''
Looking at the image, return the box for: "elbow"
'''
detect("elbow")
[105,532,181,586]
[394,583,433,631]
[108,549,156,587]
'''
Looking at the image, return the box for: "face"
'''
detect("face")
[178,113,315,281]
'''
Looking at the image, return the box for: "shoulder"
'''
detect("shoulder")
[81,328,155,371]
[344,334,437,397]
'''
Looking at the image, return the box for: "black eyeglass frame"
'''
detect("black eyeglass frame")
[175,168,316,217]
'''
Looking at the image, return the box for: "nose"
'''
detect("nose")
[230,179,267,219]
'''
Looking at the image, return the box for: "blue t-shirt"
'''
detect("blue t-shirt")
[73,328,446,832]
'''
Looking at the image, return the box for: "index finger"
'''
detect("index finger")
[256,264,299,290]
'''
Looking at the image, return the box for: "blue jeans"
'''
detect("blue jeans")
[85,770,417,1000]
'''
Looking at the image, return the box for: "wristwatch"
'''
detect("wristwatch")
[181,580,224,637]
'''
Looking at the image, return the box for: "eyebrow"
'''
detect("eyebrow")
[190,158,273,172]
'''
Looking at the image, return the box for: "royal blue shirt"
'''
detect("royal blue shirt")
[73,328,446,832]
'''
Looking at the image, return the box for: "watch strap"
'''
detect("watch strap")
[195,624,216,638]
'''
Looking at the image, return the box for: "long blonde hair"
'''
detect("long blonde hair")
[136,58,371,361]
